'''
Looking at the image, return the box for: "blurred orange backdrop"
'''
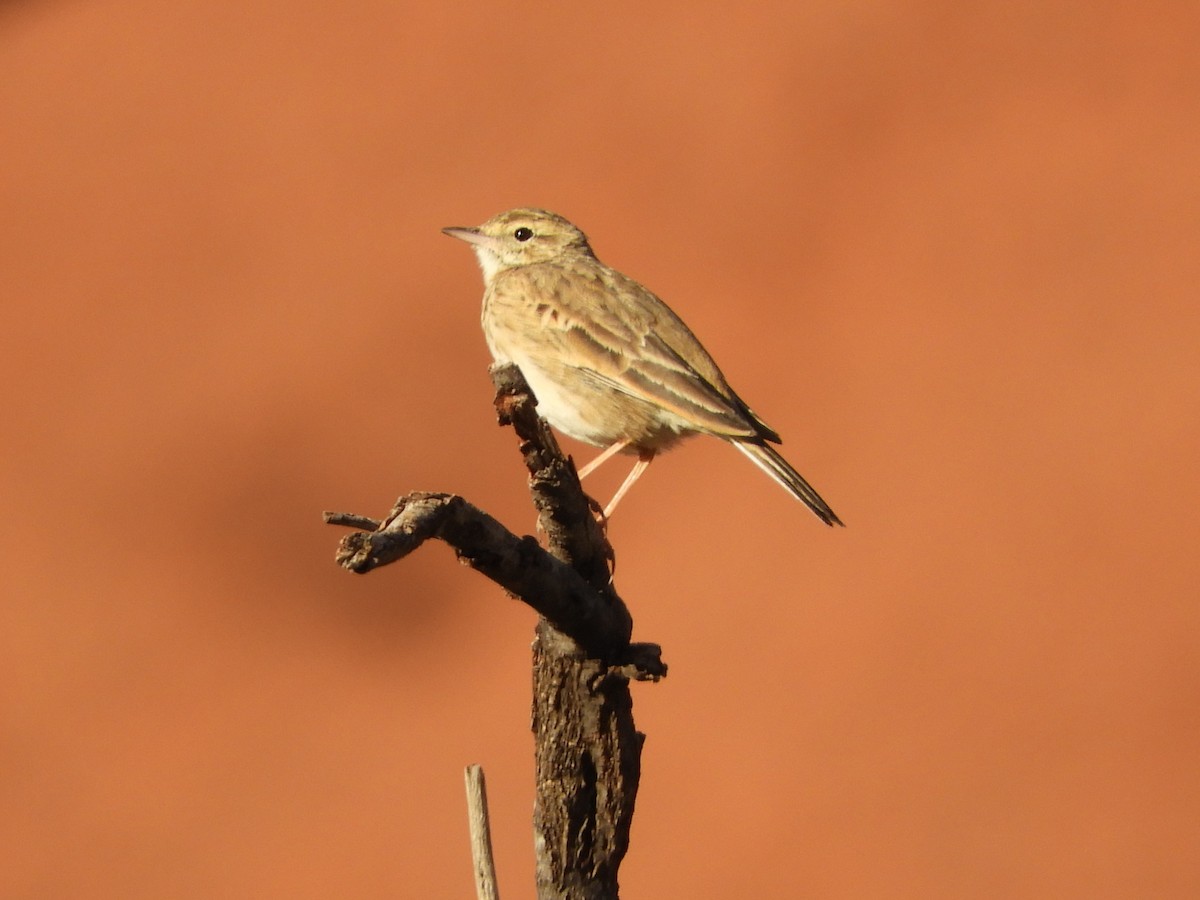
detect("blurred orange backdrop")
[2,1,1198,897]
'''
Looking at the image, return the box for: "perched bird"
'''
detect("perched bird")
[443,208,843,526]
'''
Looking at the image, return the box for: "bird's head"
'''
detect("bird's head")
[443,208,593,282]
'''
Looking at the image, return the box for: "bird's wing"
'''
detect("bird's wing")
[512,263,781,442]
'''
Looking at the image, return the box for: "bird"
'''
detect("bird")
[442,207,843,526]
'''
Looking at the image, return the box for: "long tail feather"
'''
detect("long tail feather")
[732,441,844,527]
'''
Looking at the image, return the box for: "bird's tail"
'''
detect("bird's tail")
[733,441,844,527]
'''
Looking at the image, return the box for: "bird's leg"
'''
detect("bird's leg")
[577,440,630,480]
[603,451,655,517]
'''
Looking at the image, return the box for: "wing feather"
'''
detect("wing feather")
[501,263,780,441]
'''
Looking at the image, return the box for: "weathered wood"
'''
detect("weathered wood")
[492,365,654,899]
[532,621,644,900]
[326,364,666,899]
[326,492,633,659]
[465,765,501,900]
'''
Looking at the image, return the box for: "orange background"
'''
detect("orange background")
[3,2,1198,897]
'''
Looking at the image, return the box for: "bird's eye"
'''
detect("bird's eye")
[514,227,534,242]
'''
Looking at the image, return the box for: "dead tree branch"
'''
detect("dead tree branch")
[465,764,501,900]
[325,363,665,899]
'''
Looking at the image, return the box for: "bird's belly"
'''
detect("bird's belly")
[520,367,613,445]
[504,352,692,453]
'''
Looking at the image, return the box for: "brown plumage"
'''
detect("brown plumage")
[443,207,843,526]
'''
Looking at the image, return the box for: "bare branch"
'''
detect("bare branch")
[490,363,614,587]
[326,362,667,899]
[465,764,501,900]
[328,490,634,658]
[322,511,381,531]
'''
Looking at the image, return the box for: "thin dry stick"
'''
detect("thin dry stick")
[464,764,500,900]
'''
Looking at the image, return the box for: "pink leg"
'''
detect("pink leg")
[577,440,630,480]
[604,451,655,517]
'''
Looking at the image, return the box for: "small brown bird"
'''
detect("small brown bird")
[443,208,843,526]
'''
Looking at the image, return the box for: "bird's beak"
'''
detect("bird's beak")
[442,226,495,249]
